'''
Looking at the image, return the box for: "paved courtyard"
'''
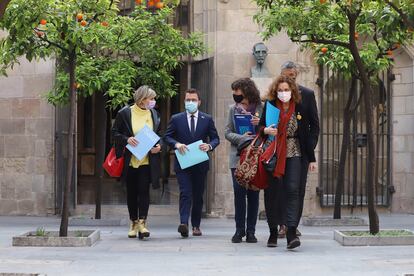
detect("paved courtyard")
[0,214,413,276]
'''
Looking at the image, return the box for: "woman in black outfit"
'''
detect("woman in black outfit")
[259,75,319,249]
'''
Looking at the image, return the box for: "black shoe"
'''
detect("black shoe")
[246,232,258,243]
[267,228,278,247]
[287,237,301,249]
[231,230,245,243]
[178,224,189,238]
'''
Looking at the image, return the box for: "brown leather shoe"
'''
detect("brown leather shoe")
[192,227,202,236]
[278,225,287,238]
[178,224,189,238]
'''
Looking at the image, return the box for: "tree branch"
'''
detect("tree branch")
[385,0,414,29]
[291,36,350,48]
[0,0,11,18]
[35,30,68,53]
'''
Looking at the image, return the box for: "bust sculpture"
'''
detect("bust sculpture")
[251,42,271,78]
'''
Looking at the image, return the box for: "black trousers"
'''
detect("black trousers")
[297,157,309,225]
[264,157,302,229]
[126,165,151,221]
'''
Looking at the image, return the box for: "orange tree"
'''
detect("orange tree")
[254,0,413,234]
[0,0,203,236]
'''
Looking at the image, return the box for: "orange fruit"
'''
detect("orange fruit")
[101,21,109,27]
[148,1,155,7]
[135,0,142,4]
[387,50,393,56]
[80,20,87,27]
[155,2,164,8]
[354,32,359,40]
[40,19,47,25]
[76,13,83,21]
[320,0,327,3]
[321,47,328,54]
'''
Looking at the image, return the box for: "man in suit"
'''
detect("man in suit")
[278,61,320,237]
[164,88,220,237]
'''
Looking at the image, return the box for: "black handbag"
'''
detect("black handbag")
[261,139,277,173]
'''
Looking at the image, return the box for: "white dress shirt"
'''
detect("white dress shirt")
[186,110,199,132]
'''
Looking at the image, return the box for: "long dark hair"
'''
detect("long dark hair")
[231,78,261,105]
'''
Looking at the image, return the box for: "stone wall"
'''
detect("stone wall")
[0,31,55,215]
[209,0,321,216]
[391,47,414,214]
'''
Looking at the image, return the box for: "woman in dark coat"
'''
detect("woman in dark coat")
[112,85,162,240]
[259,75,319,249]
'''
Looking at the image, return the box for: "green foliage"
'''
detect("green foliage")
[0,0,204,108]
[35,226,47,237]
[254,0,413,79]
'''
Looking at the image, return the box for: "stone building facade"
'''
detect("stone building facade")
[0,30,55,215]
[0,1,413,217]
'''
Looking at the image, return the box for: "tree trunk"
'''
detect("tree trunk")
[333,76,357,219]
[0,0,11,18]
[94,92,107,219]
[59,50,77,237]
[348,13,379,234]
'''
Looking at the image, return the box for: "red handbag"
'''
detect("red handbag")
[235,134,268,190]
[103,147,124,177]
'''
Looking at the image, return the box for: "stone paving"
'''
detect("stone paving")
[0,214,413,276]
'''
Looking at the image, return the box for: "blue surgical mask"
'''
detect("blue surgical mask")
[185,101,198,113]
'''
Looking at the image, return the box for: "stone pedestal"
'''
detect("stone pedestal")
[251,77,274,99]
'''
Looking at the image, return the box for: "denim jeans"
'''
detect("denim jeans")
[231,169,259,234]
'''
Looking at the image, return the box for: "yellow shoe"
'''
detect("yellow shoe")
[128,220,139,238]
[137,219,150,240]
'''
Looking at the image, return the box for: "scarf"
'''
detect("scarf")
[273,100,295,178]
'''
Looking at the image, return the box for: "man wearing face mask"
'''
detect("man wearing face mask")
[277,61,320,239]
[164,88,220,238]
[112,85,162,240]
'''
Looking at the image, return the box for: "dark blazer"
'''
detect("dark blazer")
[259,86,320,162]
[111,105,162,188]
[164,111,220,172]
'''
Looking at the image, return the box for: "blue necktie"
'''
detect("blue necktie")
[190,115,195,137]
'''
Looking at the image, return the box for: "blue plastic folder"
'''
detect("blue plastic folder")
[126,125,160,160]
[175,140,209,170]
[265,101,280,127]
[234,114,255,135]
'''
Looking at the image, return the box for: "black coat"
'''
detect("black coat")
[111,105,162,188]
[259,85,320,162]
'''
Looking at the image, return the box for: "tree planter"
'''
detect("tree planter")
[302,216,367,226]
[12,230,100,247]
[334,229,414,246]
[69,217,126,226]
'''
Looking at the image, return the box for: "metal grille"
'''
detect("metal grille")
[318,65,392,207]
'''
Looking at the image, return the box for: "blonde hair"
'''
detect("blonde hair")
[133,85,156,105]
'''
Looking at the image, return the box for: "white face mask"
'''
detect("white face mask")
[277,91,292,103]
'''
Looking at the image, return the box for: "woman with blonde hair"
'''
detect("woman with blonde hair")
[112,85,162,240]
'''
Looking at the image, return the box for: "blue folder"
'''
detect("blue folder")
[265,101,280,127]
[126,125,160,160]
[234,114,255,135]
[175,140,209,170]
